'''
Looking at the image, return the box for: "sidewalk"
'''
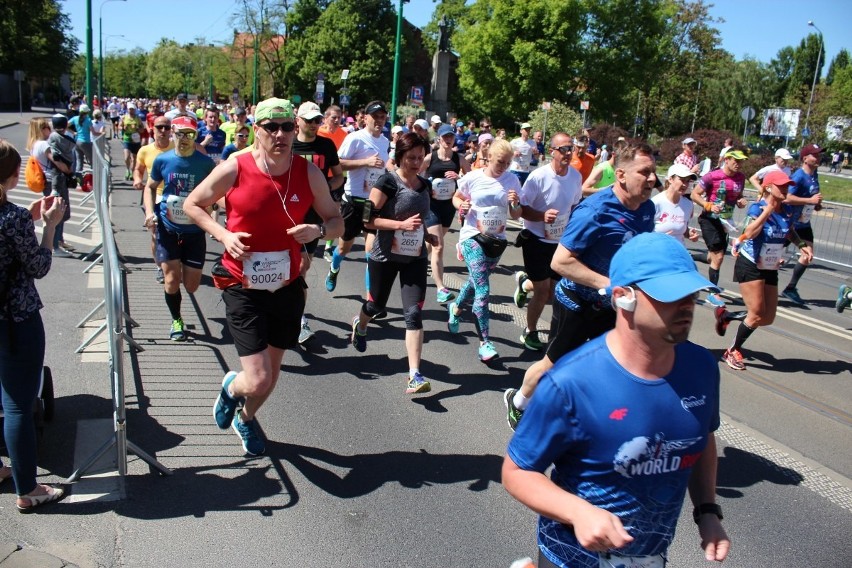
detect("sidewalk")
[0,544,77,568]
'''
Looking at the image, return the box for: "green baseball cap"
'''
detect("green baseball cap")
[254,97,294,123]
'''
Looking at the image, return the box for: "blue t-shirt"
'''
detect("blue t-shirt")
[739,200,795,269]
[68,115,93,143]
[788,167,819,229]
[196,126,227,163]
[508,335,720,568]
[555,186,655,310]
[150,150,215,234]
[221,143,239,162]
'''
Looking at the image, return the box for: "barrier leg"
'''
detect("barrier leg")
[77,299,105,328]
[76,322,107,353]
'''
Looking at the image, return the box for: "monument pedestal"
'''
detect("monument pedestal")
[430,51,455,119]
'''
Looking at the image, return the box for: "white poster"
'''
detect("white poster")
[760,108,800,137]
[826,116,852,142]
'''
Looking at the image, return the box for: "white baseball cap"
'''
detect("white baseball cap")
[391,125,404,134]
[430,114,442,123]
[775,148,793,160]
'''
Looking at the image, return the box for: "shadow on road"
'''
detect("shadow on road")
[715,445,804,498]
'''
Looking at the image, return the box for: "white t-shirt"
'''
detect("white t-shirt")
[107,102,120,119]
[754,163,792,180]
[652,192,694,243]
[338,129,390,199]
[519,164,583,243]
[510,137,535,172]
[92,119,106,137]
[456,169,521,243]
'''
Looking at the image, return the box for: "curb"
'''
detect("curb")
[0,543,78,567]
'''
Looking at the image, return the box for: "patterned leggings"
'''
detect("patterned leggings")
[456,237,502,341]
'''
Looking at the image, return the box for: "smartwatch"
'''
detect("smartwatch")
[317,224,327,239]
[693,503,723,524]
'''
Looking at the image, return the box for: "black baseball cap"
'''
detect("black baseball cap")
[365,101,387,115]
[176,93,189,100]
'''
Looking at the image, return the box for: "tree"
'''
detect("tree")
[232,0,290,97]
[453,0,587,127]
[525,102,583,141]
[104,49,148,98]
[769,46,795,103]
[284,0,403,108]
[0,0,78,78]
[785,33,824,106]
[145,40,194,99]
[826,49,850,86]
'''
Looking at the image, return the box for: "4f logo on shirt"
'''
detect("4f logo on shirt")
[613,433,703,479]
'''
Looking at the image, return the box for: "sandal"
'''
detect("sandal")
[16,485,65,513]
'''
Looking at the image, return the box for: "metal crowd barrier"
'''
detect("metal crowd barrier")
[66,135,171,483]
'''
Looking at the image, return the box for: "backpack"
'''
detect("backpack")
[25,155,46,193]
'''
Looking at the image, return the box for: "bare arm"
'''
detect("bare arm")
[340,154,383,170]
[582,164,605,195]
[748,173,763,192]
[551,245,609,290]
[502,456,633,552]
[687,434,730,562]
[286,163,344,244]
[328,164,345,192]
[183,159,240,243]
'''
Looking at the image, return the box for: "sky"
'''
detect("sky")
[64,0,850,67]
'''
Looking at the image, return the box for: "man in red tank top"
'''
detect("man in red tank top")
[184,98,343,456]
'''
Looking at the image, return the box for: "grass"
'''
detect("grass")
[817,171,852,204]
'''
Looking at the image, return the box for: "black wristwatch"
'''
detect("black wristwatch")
[317,224,326,239]
[693,503,723,524]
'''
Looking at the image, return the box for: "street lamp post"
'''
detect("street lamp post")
[803,20,823,141]
[389,0,410,126]
[208,44,215,103]
[99,0,127,104]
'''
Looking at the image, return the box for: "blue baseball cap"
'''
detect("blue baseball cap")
[607,233,718,302]
[438,124,454,137]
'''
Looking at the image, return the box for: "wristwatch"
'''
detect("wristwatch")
[317,224,326,239]
[693,503,723,524]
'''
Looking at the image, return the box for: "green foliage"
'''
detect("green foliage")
[103,49,148,98]
[145,40,193,99]
[826,49,850,86]
[785,34,824,104]
[284,0,401,107]
[525,102,583,141]
[0,0,77,78]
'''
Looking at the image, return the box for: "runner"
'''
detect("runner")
[133,115,174,284]
[512,133,583,352]
[581,139,627,195]
[690,149,749,307]
[503,144,656,431]
[714,171,812,371]
[325,101,390,296]
[119,102,146,180]
[509,122,537,185]
[197,106,227,164]
[141,116,215,341]
[349,133,437,394]
[748,148,793,191]
[837,284,852,313]
[780,144,823,306]
[182,97,343,456]
[420,123,471,305]
[448,139,522,361]
[651,164,700,243]
[292,101,344,344]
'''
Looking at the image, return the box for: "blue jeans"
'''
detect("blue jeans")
[0,312,45,496]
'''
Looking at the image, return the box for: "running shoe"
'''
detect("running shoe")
[323,248,333,262]
[325,268,339,292]
[513,272,529,308]
[520,328,544,351]
[232,413,266,456]
[214,371,244,429]
[124,170,131,180]
[52,248,72,258]
[503,388,524,431]
[478,340,499,362]
[721,348,746,371]
[58,241,76,252]
[170,318,186,341]
[706,293,725,308]
[714,307,730,337]
[351,317,367,352]
[155,267,164,284]
[447,302,460,334]
[436,287,456,304]
[298,321,315,344]
[781,287,805,306]
[405,372,431,394]
[836,284,852,313]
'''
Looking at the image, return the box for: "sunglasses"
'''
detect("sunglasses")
[551,145,574,154]
[236,133,249,138]
[154,124,170,131]
[174,131,197,140]
[260,121,296,134]
[301,117,323,125]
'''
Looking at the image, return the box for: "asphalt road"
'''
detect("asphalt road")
[0,115,850,567]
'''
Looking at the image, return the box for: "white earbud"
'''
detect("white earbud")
[613,286,637,312]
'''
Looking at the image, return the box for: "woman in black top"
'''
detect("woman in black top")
[0,140,67,511]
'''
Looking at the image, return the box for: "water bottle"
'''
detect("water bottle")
[713,180,726,219]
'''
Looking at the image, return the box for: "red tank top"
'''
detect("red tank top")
[222,152,314,283]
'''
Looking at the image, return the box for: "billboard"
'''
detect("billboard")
[826,116,852,142]
[760,108,800,137]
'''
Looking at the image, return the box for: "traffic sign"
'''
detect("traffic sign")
[580,100,590,110]
[314,92,323,104]
[340,95,350,106]
[741,106,756,121]
[341,69,349,80]
[541,102,551,110]
[802,127,811,137]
